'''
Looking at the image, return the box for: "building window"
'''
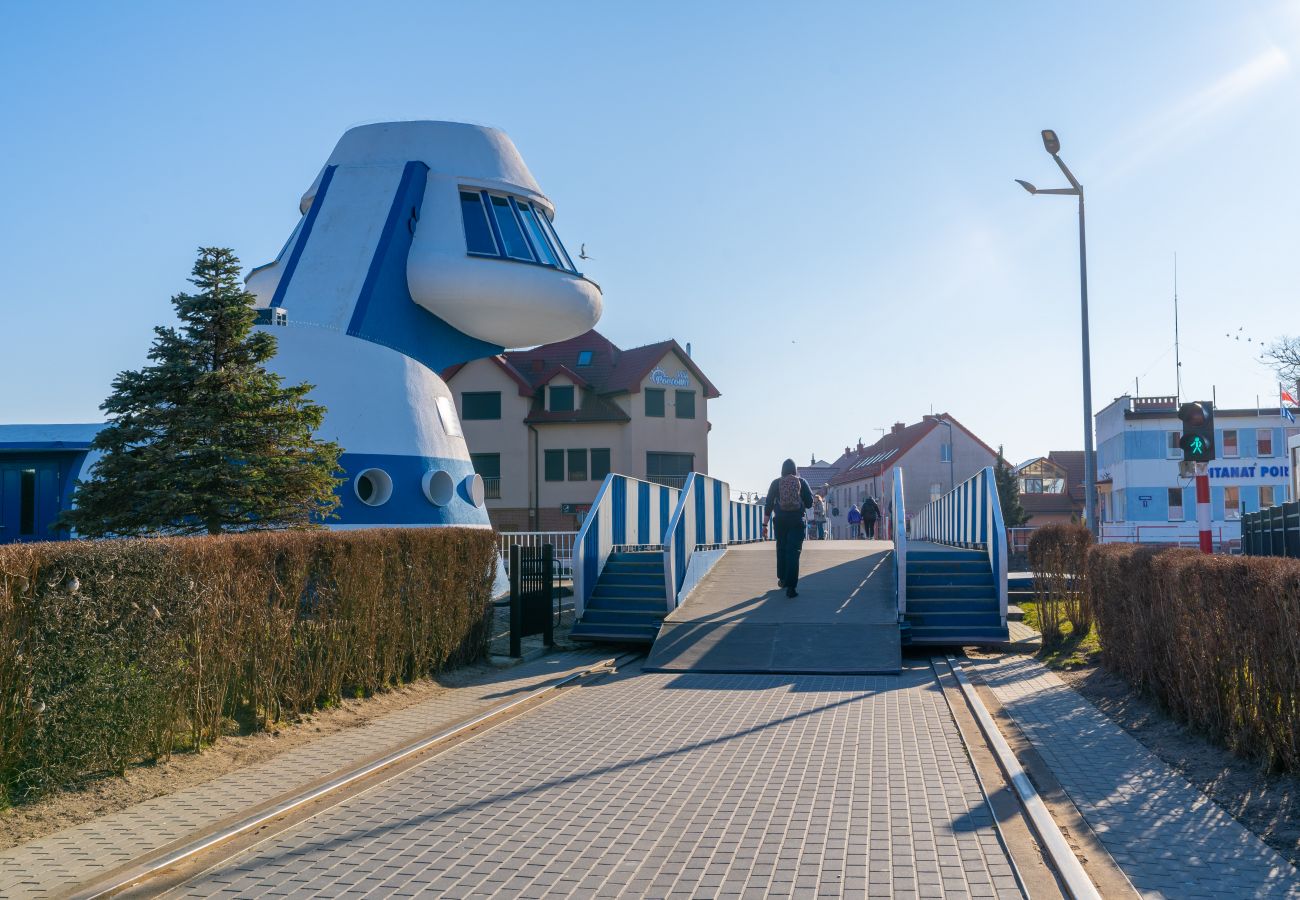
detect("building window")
[461,391,501,420]
[544,449,564,482]
[459,191,498,255]
[1261,485,1278,509]
[567,449,588,481]
[1223,429,1239,458]
[1167,487,1184,521]
[645,388,665,417]
[471,453,501,499]
[1021,478,1043,494]
[591,448,611,481]
[647,451,693,489]
[577,350,593,367]
[548,385,575,412]
[1258,428,1274,457]
[1224,485,1241,519]
[458,188,579,273]
[675,390,696,419]
[1167,431,1182,459]
[940,443,952,463]
[930,482,943,503]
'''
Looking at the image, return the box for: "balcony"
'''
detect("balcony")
[482,476,501,500]
[647,475,687,489]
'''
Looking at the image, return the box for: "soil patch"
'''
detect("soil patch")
[998,651,1300,870]
[0,660,504,851]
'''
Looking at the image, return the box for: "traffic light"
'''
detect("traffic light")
[1178,401,1215,463]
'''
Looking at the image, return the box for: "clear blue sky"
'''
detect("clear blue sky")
[3,1,1297,494]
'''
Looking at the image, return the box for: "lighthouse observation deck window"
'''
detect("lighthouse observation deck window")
[459,188,579,274]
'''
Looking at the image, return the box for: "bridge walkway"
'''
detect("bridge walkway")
[643,540,901,675]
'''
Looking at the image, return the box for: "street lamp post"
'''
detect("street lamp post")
[1017,130,1098,538]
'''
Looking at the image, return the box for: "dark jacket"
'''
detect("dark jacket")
[764,476,814,521]
[861,497,881,521]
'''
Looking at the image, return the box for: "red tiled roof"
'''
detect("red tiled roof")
[442,329,719,425]
[824,414,994,487]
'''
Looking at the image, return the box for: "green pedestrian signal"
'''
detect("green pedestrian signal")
[1177,401,1216,463]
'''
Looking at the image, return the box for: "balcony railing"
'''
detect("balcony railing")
[482,476,501,500]
[647,475,687,490]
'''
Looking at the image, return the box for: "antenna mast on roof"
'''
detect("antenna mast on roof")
[1174,253,1182,402]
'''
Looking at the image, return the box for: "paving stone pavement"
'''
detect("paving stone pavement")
[170,663,1023,899]
[967,654,1300,899]
[0,649,612,899]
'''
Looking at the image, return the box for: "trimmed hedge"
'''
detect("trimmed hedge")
[1027,523,1094,643]
[1089,544,1300,771]
[0,528,496,804]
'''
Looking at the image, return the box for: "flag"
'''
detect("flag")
[1282,387,1298,406]
[1284,406,1296,424]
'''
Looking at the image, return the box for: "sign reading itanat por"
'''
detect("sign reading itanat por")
[650,367,690,388]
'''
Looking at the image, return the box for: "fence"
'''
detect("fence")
[893,468,907,617]
[1242,501,1300,557]
[1099,522,1239,553]
[498,531,577,580]
[662,473,764,607]
[909,466,1008,626]
[571,475,682,618]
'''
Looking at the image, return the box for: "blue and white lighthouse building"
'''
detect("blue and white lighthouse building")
[0,121,602,541]
[1095,394,1297,546]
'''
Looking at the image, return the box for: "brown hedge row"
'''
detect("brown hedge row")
[1027,523,1094,643]
[0,528,497,804]
[1089,544,1300,771]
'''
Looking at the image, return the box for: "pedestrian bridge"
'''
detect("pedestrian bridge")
[570,468,1009,674]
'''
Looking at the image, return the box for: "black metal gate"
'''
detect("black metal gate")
[509,543,555,657]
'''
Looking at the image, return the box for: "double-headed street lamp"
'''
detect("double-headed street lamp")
[1017,129,1098,537]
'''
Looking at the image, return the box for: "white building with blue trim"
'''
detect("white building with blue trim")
[1096,394,1297,545]
[0,121,602,542]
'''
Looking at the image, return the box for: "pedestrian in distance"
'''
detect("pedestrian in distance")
[847,502,862,539]
[812,493,827,541]
[764,458,813,597]
[860,495,881,539]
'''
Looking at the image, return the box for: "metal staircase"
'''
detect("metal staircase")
[904,546,1006,644]
[570,550,668,643]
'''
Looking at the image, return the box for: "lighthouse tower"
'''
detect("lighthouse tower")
[245,121,602,528]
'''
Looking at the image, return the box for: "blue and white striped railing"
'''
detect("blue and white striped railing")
[572,474,681,619]
[909,466,1008,626]
[893,467,908,617]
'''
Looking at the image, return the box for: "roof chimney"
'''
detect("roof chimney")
[891,422,906,435]
[685,342,692,358]
[844,446,851,456]
[856,440,865,452]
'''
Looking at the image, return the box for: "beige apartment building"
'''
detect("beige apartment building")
[443,329,718,531]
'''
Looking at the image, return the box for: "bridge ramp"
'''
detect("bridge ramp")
[643,541,900,674]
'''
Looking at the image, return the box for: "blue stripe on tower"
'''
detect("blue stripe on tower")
[271,165,337,309]
[612,477,627,545]
[637,482,650,544]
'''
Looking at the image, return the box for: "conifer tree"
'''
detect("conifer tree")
[994,445,1031,527]
[62,248,342,536]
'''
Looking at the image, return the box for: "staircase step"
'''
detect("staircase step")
[906,625,1009,645]
[910,549,986,561]
[585,596,667,613]
[602,561,665,575]
[606,552,664,564]
[592,584,666,600]
[599,572,666,587]
[907,573,994,587]
[905,598,999,613]
[907,584,996,600]
[906,611,1003,627]
[570,621,659,643]
[581,609,667,625]
[908,561,990,575]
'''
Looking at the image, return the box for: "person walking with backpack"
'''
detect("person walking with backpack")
[764,459,813,597]
[846,502,862,539]
[860,495,881,539]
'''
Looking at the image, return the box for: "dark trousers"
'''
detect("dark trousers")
[863,518,877,539]
[774,515,805,589]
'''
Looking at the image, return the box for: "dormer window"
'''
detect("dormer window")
[577,350,593,367]
[548,385,575,412]
[459,187,579,273]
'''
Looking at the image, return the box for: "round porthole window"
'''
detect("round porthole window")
[463,473,485,508]
[354,468,393,506]
[422,469,456,507]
